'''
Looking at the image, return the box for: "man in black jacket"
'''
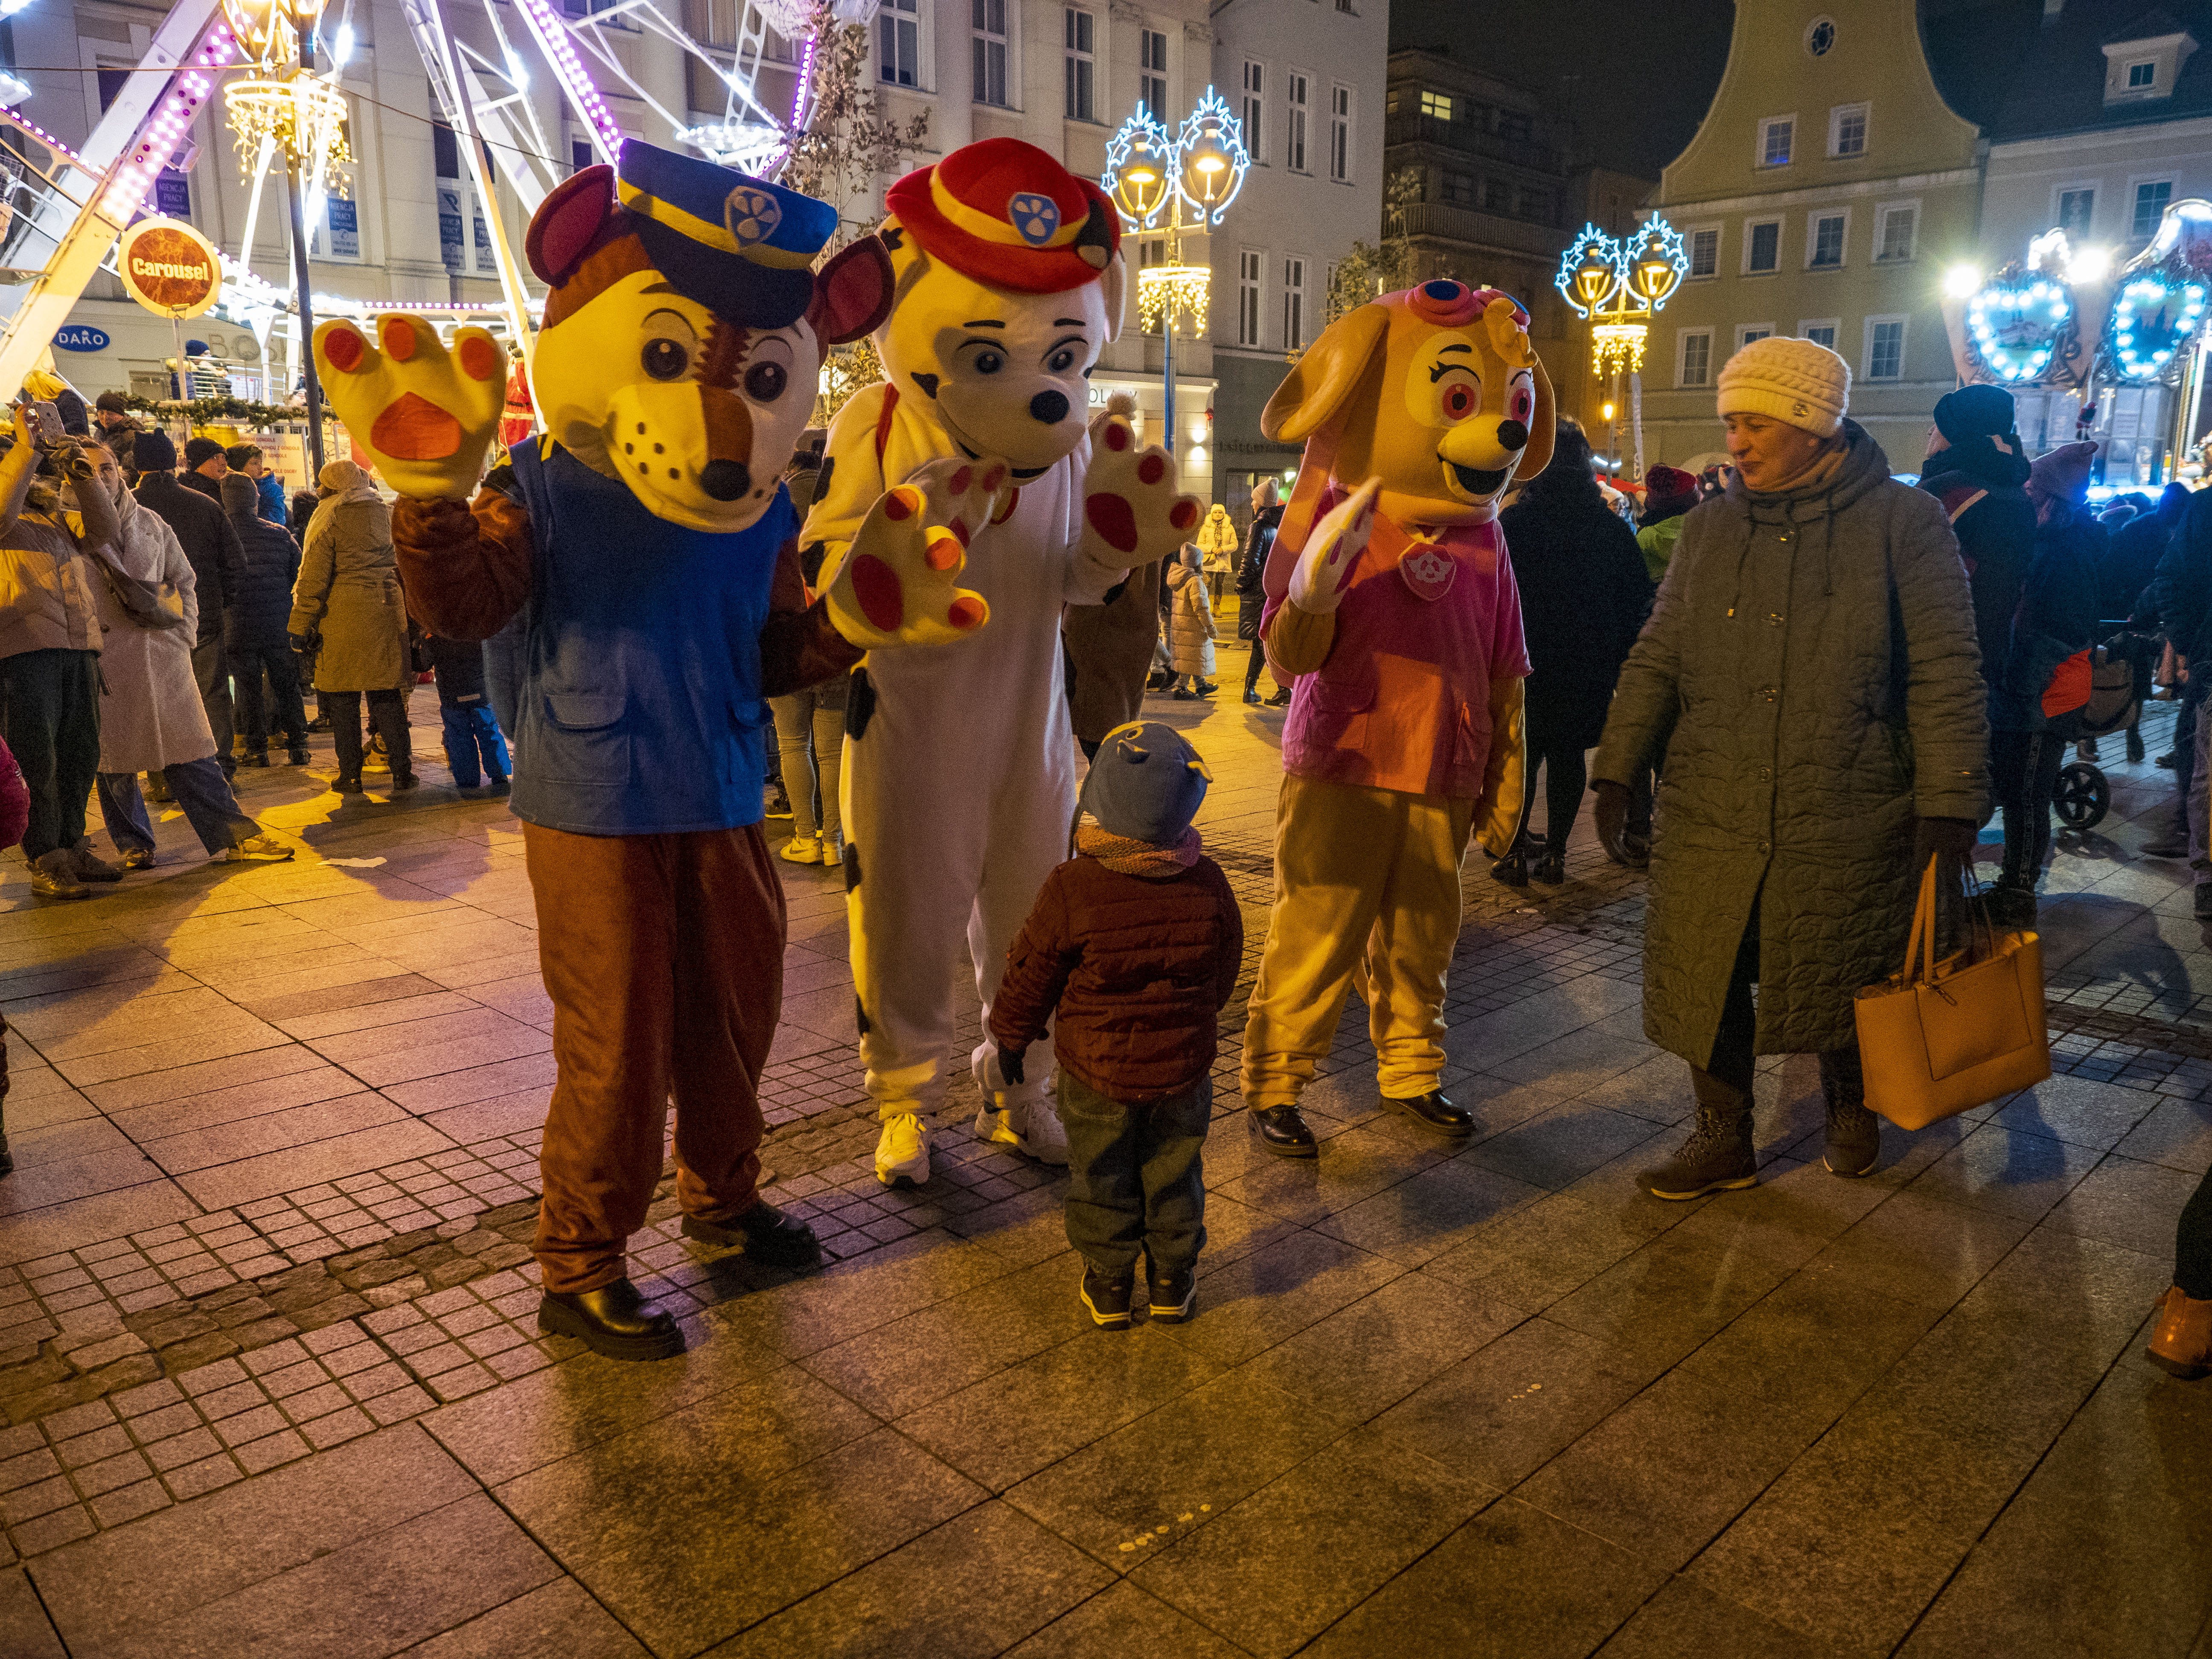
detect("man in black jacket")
[134,432,247,776]
[181,437,228,504]
[218,472,307,766]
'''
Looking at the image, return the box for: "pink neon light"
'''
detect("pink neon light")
[101,24,240,221]
[513,0,621,157]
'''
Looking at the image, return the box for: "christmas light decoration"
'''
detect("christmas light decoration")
[2103,200,2212,384]
[224,72,354,196]
[1554,216,1687,375]
[1964,230,2077,384]
[1137,263,1210,335]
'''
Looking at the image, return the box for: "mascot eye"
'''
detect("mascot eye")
[1441,381,1477,420]
[1510,384,1535,423]
[743,361,788,403]
[974,349,1005,375]
[642,338,691,381]
[1045,346,1077,372]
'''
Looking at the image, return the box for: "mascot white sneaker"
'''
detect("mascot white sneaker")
[803,139,1199,1187]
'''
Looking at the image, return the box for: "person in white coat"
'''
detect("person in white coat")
[83,442,292,866]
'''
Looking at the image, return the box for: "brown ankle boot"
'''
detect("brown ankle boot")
[2147,1285,2212,1380]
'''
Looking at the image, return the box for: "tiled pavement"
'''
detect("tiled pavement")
[1,662,2209,1656]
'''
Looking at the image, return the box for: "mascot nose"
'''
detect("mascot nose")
[1497,419,1530,452]
[700,460,753,501]
[1029,390,1071,424]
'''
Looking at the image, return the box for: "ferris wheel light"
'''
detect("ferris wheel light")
[332,21,354,64]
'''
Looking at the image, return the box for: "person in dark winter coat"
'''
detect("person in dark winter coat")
[219,473,307,765]
[1236,477,1287,705]
[988,721,1242,1330]
[2110,483,2187,617]
[1985,442,2104,924]
[1493,417,1651,886]
[1918,385,2037,729]
[2144,482,2212,914]
[1591,338,1988,1202]
[424,632,510,791]
[133,431,246,777]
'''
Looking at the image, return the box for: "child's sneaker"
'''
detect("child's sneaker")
[1147,1267,1196,1324]
[780,834,821,864]
[1080,1267,1134,1330]
[874,1112,931,1187]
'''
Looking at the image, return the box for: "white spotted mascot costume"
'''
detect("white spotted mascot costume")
[804,139,1199,1187]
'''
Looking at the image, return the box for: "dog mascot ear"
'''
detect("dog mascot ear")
[1263,301,1391,560]
[810,237,896,347]
[525,164,619,286]
[1480,294,1557,483]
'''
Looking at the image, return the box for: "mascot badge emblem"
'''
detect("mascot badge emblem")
[1398,541,1456,602]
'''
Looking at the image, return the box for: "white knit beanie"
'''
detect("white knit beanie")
[1716,336,1851,437]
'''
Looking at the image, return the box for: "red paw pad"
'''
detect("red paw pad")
[1138,453,1165,485]
[1086,492,1139,554]
[381,318,418,361]
[1104,421,1130,452]
[982,464,1007,491]
[949,465,972,494]
[851,553,903,632]
[948,596,986,631]
[948,516,970,547]
[458,335,499,381]
[323,329,364,372]
[883,487,918,522]
[924,529,962,571]
[1170,500,1199,530]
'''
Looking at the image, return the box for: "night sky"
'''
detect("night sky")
[1387,0,1737,180]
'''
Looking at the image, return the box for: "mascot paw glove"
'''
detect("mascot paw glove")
[1289,478,1382,615]
[1080,409,1201,574]
[313,316,506,501]
[827,455,1007,649]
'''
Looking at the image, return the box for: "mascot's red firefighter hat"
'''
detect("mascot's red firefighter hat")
[884,137,1119,293]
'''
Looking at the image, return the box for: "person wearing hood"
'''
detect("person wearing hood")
[1235,477,1289,706]
[1918,385,2037,722]
[1591,337,1989,1198]
[1164,542,1217,698]
[83,442,292,868]
[1979,442,2104,926]
[1493,417,1652,886]
[219,472,307,767]
[288,459,414,793]
[133,430,245,779]
[2144,477,2212,913]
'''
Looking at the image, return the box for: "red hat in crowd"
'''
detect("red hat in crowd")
[1642,464,1700,518]
[885,138,1119,293]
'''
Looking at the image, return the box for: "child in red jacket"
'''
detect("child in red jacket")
[990,721,1243,1328]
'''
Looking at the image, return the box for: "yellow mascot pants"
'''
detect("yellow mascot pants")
[1240,774,1479,1110]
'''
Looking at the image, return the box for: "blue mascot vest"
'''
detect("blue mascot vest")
[507,438,791,836]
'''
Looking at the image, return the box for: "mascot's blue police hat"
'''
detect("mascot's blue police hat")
[1080,721,1212,845]
[614,138,839,328]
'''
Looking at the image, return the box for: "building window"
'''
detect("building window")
[1283,256,1305,349]
[1830,102,1867,157]
[1330,85,1351,182]
[1809,212,1845,268]
[1679,329,1713,387]
[879,0,918,87]
[1286,72,1309,171]
[1439,169,1474,204]
[1419,89,1452,121]
[972,0,1008,107]
[1336,0,1356,12]
[1242,61,1264,163]
[1737,324,1773,350]
[1064,9,1094,121]
[1518,188,1550,222]
[571,138,594,172]
[1140,28,1167,116]
[1688,226,1719,278]
[1497,109,1531,142]
[2128,59,2156,87]
[1239,249,1262,346]
[2134,179,2174,238]
[96,66,133,111]
[1800,320,1839,349]
[1746,218,1780,273]
[2058,187,2095,237]
[1485,179,1512,212]
[1866,315,1906,381]
[1758,115,1793,167]
[1875,202,1917,261]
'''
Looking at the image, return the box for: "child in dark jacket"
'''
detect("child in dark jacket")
[990,721,1243,1329]
[424,633,511,792]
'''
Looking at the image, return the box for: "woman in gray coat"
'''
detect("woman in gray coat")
[1592,338,1988,1197]
[288,460,414,793]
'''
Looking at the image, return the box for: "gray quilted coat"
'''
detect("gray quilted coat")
[1592,423,1989,1062]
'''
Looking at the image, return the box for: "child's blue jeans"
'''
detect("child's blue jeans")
[440,701,509,788]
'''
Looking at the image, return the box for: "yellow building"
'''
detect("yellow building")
[1639,0,1981,470]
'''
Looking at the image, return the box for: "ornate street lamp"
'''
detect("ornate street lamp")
[1555,216,1686,478]
[1100,87,1247,474]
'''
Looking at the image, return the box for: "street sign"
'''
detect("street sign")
[52,325,110,352]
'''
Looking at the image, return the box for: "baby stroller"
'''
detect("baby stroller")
[2053,628,2153,830]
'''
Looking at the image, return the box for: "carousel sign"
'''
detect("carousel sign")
[116,217,223,320]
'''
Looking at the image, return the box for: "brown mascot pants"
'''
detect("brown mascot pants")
[524,822,784,1294]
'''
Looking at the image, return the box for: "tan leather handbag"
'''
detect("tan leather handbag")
[1853,858,2051,1131]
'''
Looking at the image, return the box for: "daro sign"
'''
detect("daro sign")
[52,325,110,352]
